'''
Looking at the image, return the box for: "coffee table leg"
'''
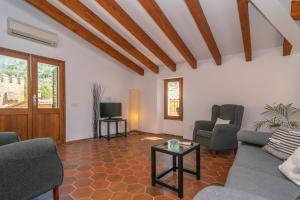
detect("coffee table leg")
[107,122,110,141]
[196,146,200,180]
[178,155,183,198]
[151,148,156,186]
[172,155,177,172]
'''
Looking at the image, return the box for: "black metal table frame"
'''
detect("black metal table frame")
[151,144,200,198]
[98,118,127,141]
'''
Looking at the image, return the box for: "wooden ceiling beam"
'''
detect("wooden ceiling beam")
[282,1,298,56]
[95,0,176,72]
[138,0,197,69]
[185,0,221,65]
[283,38,293,56]
[59,0,158,74]
[25,0,144,75]
[237,0,252,61]
[291,1,300,20]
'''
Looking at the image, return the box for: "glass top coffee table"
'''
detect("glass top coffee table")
[151,140,200,198]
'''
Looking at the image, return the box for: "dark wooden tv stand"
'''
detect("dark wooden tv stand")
[98,118,127,141]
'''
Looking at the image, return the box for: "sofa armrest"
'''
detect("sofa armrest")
[0,138,64,200]
[193,186,271,200]
[238,130,272,146]
[0,132,20,146]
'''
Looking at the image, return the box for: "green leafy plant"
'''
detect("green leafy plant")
[40,84,52,99]
[255,103,300,131]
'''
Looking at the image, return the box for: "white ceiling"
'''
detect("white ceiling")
[47,0,294,70]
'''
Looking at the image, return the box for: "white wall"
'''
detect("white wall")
[133,48,300,140]
[0,1,137,141]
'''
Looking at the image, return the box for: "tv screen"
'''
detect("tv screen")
[100,103,122,118]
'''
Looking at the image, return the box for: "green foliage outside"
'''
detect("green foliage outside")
[40,84,53,99]
[0,55,57,101]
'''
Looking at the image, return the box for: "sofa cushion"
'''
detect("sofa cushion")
[225,166,300,200]
[238,130,272,146]
[279,146,300,186]
[193,186,271,200]
[234,144,284,178]
[263,128,300,160]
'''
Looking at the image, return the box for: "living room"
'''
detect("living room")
[1,0,300,200]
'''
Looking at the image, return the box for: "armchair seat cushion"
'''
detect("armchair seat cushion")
[197,130,212,138]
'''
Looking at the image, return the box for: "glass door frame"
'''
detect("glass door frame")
[0,47,33,139]
[31,55,65,144]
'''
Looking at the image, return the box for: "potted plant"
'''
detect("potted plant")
[255,103,300,131]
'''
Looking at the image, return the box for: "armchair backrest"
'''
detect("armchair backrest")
[211,104,244,129]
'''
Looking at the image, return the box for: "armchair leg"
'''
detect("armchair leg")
[234,148,238,155]
[53,187,59,200]
[211,150,217,158]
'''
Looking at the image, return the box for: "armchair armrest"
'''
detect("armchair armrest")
[0,138,64,200]
[238,130,272,146]
[193,120,214,141]
[0,132,19,146]
[193,186,271,200]
[210,124,239,150]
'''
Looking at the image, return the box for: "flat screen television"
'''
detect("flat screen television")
[100,103,122,119]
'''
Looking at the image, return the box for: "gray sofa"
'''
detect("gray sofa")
[194,130,300,200]
[0,132,64,200]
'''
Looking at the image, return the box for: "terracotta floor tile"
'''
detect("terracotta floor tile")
[107,174,123,182]
[146,186,165,197]
[73,178,93,188]
[123,175,139,184]
[133,193,153,200]
[71,186,93,199]
[60,185,76,197]
[154,196,174,200]
[109,182,127,192]
[111,191,132,200]
[63,177,77,185]
[127,183,145,194]
[91,189,112,200]
[90,172,107,180]
[52,134,234,200]
[90,180,109,189]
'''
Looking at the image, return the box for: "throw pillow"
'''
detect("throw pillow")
[263,128,300,160]
[215,118,231,126]
[279,145,300,186]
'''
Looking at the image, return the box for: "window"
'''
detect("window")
[37,62,59,108]
[164,78,183,120]
[0,54,28,108]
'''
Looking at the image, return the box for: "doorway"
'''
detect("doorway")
[0,47,65,144]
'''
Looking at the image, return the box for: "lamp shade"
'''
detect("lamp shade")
[129,89,140,130]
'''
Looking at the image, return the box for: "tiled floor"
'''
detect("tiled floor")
[41,133,234,200]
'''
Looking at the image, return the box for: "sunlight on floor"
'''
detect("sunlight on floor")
[141,136,163,141]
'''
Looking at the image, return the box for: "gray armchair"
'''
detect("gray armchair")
[193,104,244,156]
[0,132,64,200]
